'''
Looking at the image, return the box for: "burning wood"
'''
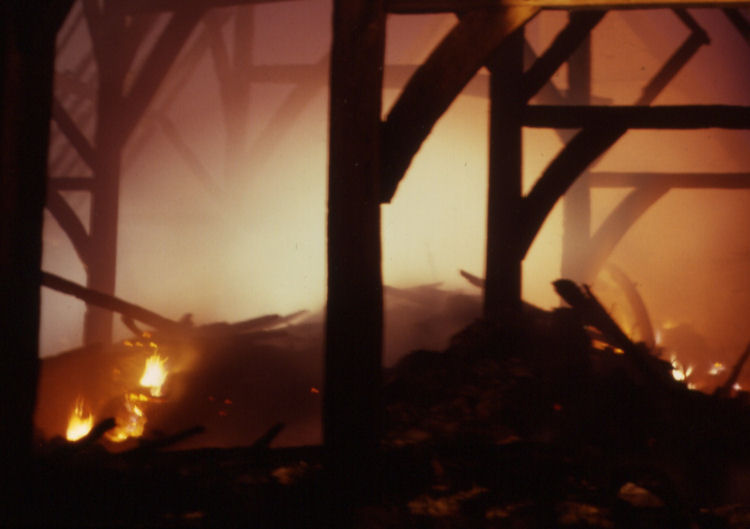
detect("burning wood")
[139,351,168,397]
[714,342,750,398]
[30,276,750,527]
[65,397,93,441]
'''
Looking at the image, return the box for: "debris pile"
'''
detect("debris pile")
[24,273,750,528]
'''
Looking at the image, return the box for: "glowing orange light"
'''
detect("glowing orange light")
[106,393,147,443]
[139,352,168,397]
[670,354,693,383]
[310,387,320,394]
[65,397,93,442]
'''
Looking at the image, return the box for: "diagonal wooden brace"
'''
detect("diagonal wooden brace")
[380,6,538,203]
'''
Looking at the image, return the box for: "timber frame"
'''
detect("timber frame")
[326,0,750,487]
[2,0,749,511]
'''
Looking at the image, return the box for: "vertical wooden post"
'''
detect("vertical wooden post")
[0,0,71,518]
[325,0,386,501]
[561,12,592,282]
[84,12,126,345]
[485,28,524,321]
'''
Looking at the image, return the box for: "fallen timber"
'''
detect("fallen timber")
[29,276,750,527]
[41,270,308,342]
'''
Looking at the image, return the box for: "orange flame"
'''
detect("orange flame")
[106,393,147,443]
[139,352,168,397]
[65,397,93,441]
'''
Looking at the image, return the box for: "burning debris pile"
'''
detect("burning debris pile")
[36,271,482,451]
[27,272,750,528]
[376,280,750,528]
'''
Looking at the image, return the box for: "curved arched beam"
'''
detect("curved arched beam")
[519,26,707,257]
[580,183,669,282]
[606,263,656,349]
[380,6,539,203]
[45,190,91,266]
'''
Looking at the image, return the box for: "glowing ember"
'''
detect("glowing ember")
[140,352,168,397]
[708,362,726,376]
[65,397,93,441]
[106,393,147,443]
[670,355,693,382]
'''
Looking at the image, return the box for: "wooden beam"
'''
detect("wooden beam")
[0,0,74,519]
[124,13,233,174]
[560,11,593,283]
[45,190,91,265]
[325,0,386,505]
[51,98,97,171]
[522,10,604,101]
[380,6,538,203]
[120,7,206,139]
[48,176,95,191]
[590,171,750,188]
[520,16,704,256]
[484,28,524,320]
[41,271,186,332]
[82,5,128,346]
[387,0,750,13]
[580,184,669,280]
[523,104,750,128]
[724,8,750,46]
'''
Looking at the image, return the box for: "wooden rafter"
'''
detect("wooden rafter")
[522,10,604,101]
[380,6,539,203]
[520,11,706,256]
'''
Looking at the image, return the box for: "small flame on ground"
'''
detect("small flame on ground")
[670,355,693,383]
[708,362,726,376]
[65,397,93,441]
[140,352,168,397]
[106,394,147,443]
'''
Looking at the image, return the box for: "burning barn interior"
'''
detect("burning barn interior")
[2,0,750,527]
